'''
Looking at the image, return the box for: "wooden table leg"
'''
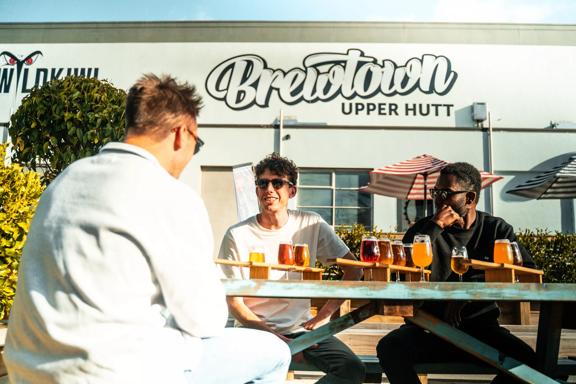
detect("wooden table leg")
[289,301,378,355]
[536,301,564,376]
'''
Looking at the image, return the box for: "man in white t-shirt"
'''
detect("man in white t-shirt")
[218,153,366,384]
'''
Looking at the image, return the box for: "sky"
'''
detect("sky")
[1,0,576,24]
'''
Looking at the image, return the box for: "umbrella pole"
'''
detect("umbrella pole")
[423,174,428,217]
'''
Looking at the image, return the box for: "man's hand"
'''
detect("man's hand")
[301,313,332,330]
[433,205,465,229]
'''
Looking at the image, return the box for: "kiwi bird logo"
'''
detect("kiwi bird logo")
[0,51,43,92]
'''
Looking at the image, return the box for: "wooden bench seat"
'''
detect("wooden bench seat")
[289,355,576,383]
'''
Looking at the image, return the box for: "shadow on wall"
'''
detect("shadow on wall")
[500,152,576,233]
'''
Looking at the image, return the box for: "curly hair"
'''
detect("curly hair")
[254,153,299,185]
[440,162,482,202]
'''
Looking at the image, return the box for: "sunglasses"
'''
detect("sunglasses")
[429,188,471,200]
[188,130,204,155]
[255,178,294,190]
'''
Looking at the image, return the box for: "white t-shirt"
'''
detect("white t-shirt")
[218,210,349,334]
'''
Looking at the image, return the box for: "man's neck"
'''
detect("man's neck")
[463,208,478,230]
[124,136,180,178]
[257,209,290,230]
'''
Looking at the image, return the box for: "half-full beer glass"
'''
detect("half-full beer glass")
[412,234,432,281]
[451,246,469,282]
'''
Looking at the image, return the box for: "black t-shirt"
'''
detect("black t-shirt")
[403,210,535,323]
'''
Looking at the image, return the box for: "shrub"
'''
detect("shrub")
[0,144,44,319]
[517,229,576,283]
[9,76,126,184]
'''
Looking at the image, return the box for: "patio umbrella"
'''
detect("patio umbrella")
[506,155,576,199]
[360,154,503,216]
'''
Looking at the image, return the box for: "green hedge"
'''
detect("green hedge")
[331,225,576,283]
[0,144,45,319]
[517,229,576,283]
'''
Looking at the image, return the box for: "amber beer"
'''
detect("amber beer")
[278,243,294,265]
[294,244,310,267]
[412,235,432,282]
[391,241,406,266]
[403,243,414,267]
[493,239,513,264]
[451,256,469,275]
[412,243,433,268]
[377,238,393,264]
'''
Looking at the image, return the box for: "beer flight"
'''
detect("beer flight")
[359,235,524,282]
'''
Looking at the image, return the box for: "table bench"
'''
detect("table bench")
[290,354,576,383]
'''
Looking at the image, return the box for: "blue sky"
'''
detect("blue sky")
[2,0,576,23]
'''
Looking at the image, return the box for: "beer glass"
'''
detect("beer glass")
[278,242,294,265]
[451,246,469,282]
[403,243,414,268]
[412,234,433,281]
[377,237,393,265]
[294,243,310,267]
[511,242,523,266]
[360,236,380,263]
[391,240,406,282]
[249,245,265,263]
[493,239,513,264]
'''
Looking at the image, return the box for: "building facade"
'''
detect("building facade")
[1,21,575,253]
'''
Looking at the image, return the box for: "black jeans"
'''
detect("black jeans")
[287,332,366,384]
[376,321,536,384]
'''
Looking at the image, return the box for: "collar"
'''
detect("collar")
[99,142,161,166]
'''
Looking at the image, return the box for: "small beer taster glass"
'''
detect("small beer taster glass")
[360,236,379,280]
[412,234,433,281]
[493,239,513,264]
[451,246,469,282]
[392,240,407,282]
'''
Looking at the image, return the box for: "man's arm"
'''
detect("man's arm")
[226,296,291,342]
[301,251,362,330]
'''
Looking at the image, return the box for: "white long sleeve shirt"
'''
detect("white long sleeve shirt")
[4,143,228,384]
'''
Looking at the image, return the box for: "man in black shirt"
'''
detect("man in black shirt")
[377,162,536,384]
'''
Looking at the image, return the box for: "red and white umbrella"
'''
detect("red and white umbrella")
[361,154,503,201]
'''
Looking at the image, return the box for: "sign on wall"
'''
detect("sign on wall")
[1,43,575,128]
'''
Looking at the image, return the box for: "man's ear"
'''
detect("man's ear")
[172,126,184,151]
[289,185,297,198]
[465,191,476,204]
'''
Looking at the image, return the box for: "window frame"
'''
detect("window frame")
[297,168,373,229]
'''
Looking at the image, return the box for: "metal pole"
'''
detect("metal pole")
[487,112,494,214]
[278,109,284,156]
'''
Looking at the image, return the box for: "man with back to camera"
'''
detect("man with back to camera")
[377,162,537,384]
[218,153,367,384]
[4,74,291,384]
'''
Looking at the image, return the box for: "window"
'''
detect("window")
[297,170,372,228]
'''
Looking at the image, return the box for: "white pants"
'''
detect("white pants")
[184,328,291,384]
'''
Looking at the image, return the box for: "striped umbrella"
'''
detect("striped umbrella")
[507,155,576,199]
[360,154,503,215]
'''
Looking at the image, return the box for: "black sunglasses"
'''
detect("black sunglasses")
[255,178,294,190]
[429,188,471,200]
[193,136,204,155]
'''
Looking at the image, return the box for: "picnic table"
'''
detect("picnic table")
[222,277,576,383]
